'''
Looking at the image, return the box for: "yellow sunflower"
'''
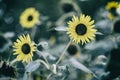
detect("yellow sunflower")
[106,1,119,18]
[66,14,97,44]
[13,34,36,63]
[20,7,40,28]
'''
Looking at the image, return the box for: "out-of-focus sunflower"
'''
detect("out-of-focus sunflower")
[106,1,119,19]
[0,61,16,78]
[67,44,78,55]
[66,14,97,44]
[13,34,36,63]
[67,43,80,57]
[20,7,40,28]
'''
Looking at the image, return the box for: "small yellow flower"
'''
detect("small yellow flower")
[20,7,40,28]
[66,14,97,44]
[13,34,36,63]
[106,1,119,19]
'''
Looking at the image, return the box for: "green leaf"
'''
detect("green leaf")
[25,61,40,73]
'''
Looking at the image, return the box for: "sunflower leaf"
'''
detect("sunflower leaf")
[95,32,104,35]
[54,26,67,31]
[69,58,100,79]
[25,61,40,73]
[4,32,15,38]
[69,58,92,73]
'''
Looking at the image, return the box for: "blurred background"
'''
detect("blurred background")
[0,0,120,80]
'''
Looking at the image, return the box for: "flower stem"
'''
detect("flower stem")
[31,26,37,40]
[56,40,72,65]
[10,59,17,66]
[36,59,50,69]
[47,73,52,79]
[55,12,75,26]
[36,50,50,66]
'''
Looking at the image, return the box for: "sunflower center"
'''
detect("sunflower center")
[67,44,78,56]
[28,15,33,21]
[75,24,87,35]
[22,43,31,54]
[110,7,118,16]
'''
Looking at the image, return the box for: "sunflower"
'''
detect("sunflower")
[0,61,16,78]
[106,1,119,18]
[66,14,97,44]
[67,43,80,57]
[67,44,78,56]
[20,7,40,28]
[13,34,36,63]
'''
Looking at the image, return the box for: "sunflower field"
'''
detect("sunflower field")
[0,0,120,80]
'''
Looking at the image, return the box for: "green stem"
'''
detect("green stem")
[55,12,76,26]
[36,50,50,66]
[56,40,72,65]
[10,59,17,66]
[31,26,37,41]
[36,59,50,69]
[47,73,52,80]
[28,73,32,80]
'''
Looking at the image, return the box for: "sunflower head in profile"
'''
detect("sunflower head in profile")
[66,14,97,44]
[13,34,36,63]
[106,1,119,19]
[20,7,40,28]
